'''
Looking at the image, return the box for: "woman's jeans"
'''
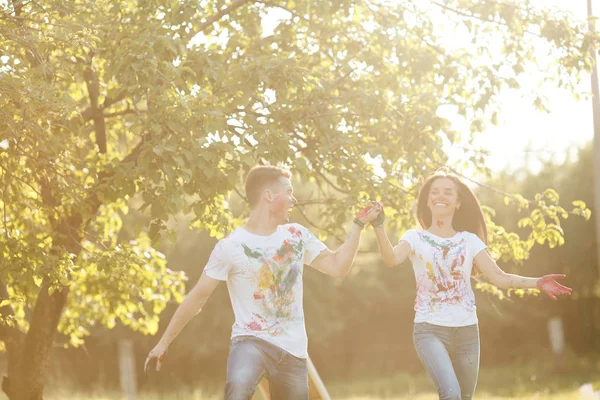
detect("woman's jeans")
[224,335,309,400]
[413,322,480,400]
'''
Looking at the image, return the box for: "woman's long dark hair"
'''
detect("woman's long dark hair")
[416,169,488,255]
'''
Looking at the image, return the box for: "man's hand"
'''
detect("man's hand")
[145,342,168,372]
[536,274,572,300]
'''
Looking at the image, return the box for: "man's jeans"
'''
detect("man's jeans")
[413,323,480,400]
[224,335,308,400]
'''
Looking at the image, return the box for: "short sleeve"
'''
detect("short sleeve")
[296,224,328,265]
[399,229,418,251]
[203,240,233,281]
[467,233,488,257]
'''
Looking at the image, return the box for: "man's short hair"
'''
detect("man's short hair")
[245,166,292,208]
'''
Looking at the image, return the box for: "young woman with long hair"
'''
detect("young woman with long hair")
[371,169,571,400]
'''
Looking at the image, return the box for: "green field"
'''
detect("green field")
[41,355,600,400]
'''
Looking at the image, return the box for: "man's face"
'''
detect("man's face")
[268,177,297,223]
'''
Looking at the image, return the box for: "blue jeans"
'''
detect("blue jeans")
[224,335,309,400]
[413,323,480,400]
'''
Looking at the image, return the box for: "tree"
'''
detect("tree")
[477,143,599,351]
[0,0,595,398]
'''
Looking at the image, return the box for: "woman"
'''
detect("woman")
[371,169,571,400]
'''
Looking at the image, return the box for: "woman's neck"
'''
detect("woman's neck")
[427,215,456,238]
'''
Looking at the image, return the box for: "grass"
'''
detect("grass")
[44,390,221,400]
[41,385,598,400]
[39,354,600,400]
[328,354,600,400]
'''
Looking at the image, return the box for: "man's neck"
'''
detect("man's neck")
[427,216,456,238]
[244,207,280,236]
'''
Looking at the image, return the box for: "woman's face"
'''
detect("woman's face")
[427,177,460,218]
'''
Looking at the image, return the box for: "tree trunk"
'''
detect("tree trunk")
[2,215,83,400]
[4,285,69,400]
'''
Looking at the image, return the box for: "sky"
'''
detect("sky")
[471,82,593,173]
[445,0,595,173]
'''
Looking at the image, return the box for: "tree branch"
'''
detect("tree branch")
[10,0,23,17]
[262,0,367,87]
[103,91,127,109]
[430,0,543,39]
[0,161,42,198]
[313,168,351,194]
[79,91,128,122]
[440,162,532,202]
[294,203,346,243]
[0,280,16,342]
[259,1,295,16]
[9,0,47,70]
[196,0,255,33]
[233,186,248,203]
[383,179,411,196]
[296,197,351,206]
[2,168,9,240]
[83,66,107,154]
[0,13,74,29]
[103,108,145,119]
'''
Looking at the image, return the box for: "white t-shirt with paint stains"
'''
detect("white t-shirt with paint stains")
[203,223,327,359]
[400,229,488,327]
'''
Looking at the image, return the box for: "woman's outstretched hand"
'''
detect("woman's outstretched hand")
[536,274,572,300]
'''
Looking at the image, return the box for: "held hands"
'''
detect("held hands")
[354,201,383,227]
[144,342,168,373]
[536,274,572,300]
[370,201,385,227]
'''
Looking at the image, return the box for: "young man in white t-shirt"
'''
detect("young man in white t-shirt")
[145,165,380,399]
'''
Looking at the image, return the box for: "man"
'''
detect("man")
[145,165,380,399]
